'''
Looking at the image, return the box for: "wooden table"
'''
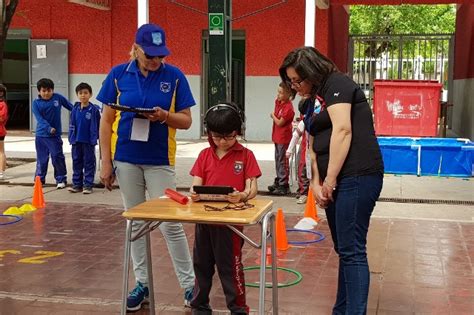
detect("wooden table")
[120,197,277,315]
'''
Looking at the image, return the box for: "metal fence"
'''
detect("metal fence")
[348,34,454,105]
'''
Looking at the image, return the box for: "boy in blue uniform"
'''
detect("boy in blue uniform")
[68,83,101,194]
[32,78,73,188]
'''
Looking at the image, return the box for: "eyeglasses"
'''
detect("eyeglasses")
[211,133,237,141]
[286,78,305,89]
[137,47,165,60]
[204,202,254,212]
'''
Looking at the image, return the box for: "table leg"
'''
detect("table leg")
[145,232,155,315]
[270,213,278,315]
[259,212,270,314]
[121,220,133,315]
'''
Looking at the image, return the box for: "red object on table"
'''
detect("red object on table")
[164,188,189,205]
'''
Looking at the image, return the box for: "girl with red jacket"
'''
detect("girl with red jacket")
[0,84,8,180]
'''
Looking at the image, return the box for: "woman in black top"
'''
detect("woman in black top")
[280,46,383,315]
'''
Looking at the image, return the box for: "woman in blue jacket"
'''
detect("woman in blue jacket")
[97,23,195,312]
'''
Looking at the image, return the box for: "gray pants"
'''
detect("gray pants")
[274,143,290,186]
[115,161,195,289]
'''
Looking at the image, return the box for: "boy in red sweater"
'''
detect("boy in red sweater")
[268,82,295,195]
[189,103,261,314]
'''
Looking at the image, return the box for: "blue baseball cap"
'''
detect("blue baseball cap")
[135,23,170,57]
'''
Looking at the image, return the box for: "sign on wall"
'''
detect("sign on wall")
[209,13,224,35]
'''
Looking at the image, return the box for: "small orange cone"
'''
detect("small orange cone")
[304,190,320,222]
[275,208,289,251]
[32,176,45,209]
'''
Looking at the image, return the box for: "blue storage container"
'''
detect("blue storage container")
[377,137,473,177]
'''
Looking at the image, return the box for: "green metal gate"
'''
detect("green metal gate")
[348,34,454,107]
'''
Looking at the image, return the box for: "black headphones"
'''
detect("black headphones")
[203,103,245,135]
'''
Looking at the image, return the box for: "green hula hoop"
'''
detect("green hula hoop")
[243,265,303,288]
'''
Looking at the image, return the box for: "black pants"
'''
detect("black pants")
[191,224,249,315]
[274,143,289,186]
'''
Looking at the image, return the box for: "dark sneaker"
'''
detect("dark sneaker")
[82,187,93,194]
[268,178,280,192]
[271,186,290,196]
[267,183,279,192]
[127,281,149,311]
[184,286,194,307]
[67,186,82,193]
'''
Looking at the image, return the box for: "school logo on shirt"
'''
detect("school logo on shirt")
[54,100,59,107]
[234,161,243,175]
[160,82,171,93]
[85,112,92,120]
[314,99,322,114]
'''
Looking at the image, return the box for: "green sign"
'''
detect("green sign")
[209,13,224,35]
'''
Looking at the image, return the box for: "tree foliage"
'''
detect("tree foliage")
[350,4,456,35]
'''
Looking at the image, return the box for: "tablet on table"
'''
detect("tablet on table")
[193,185,234,201]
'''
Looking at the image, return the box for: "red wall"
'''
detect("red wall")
[11,0,468,78]
[316,8,329,55]
[454,4,474,80]
[10,0,307,76]
[11,0,112,73]
[329,5,350,73]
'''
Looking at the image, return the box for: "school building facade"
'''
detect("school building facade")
[6,0,474,140]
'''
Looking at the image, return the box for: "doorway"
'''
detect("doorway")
[29,39,69,132]
[3,30,30,130]
[201,30,246,136]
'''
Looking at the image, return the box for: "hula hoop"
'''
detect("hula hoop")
[244,265,303,288]
[0,214,23,226]
[286,229,325,245]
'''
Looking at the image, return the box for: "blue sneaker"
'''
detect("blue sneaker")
[127,281,149,311]
[184,286,194,307]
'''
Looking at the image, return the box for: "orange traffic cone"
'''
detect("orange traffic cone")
[32,176,45,209]
[275,208,289,251]
[304,190,320,222]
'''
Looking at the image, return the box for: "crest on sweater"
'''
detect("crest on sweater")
[160,82,171,93]
[234,161,243,175]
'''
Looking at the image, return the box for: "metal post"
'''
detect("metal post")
[270,213,278,314]
[259,213,269,314]
[208,0,232,107]
[121,220,133,315]
[398,36,403,79]
[145,232,155,315]
[305,0,315,47]
[137,0,149,27]
[446,36,454,128]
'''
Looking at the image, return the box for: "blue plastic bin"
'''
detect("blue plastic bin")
[377,137,473,177]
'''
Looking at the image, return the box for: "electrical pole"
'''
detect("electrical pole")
[208,0,232,106]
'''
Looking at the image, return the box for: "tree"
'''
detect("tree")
[349,5,456,82]
[350,4,456,36]
[0,0,19,83]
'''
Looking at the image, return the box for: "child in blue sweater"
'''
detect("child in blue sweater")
[68,83,101,194]
[32,78,73,188]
